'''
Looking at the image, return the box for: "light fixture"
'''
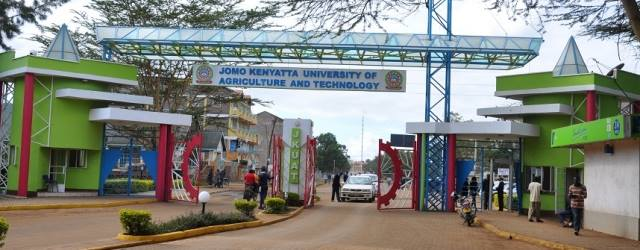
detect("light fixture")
[198,191,211,214]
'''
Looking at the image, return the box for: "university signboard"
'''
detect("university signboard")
[289,127,301,184]
[551,115,628,148]
[192,64,406,92]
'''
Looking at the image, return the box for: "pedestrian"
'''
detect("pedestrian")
[343,172,348,183]
[243,169,258,201]
[568,176,587,235]
[528,176,543,222]
[332,173,342,202]
[207,167,213,186]
[258,166,271,209]
[482,174,490,210]
[557,199,573,228]
[461,178,470,197]
[497,176,505,211]
[469,177,479,205]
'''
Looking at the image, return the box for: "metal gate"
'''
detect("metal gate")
[377,139,418,210]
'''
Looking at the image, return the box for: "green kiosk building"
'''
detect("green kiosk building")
[478,37,640,213]
[407,37,640,219]
[0,25,191,198]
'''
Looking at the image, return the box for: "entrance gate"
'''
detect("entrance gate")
[377,139,418,210]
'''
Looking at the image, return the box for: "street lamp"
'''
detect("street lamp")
[198,191,210,214]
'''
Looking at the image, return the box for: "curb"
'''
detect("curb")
[0,198,156,211]
[477,218,585,250]
[88,207,304,250]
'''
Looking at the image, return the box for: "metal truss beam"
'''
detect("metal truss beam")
[96,26,542,69]
[0,82,14,193]
[423,0,452,212]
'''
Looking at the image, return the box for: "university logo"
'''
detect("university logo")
[385,70,403,90]
[613,119,621,135]
[195,64,213,84]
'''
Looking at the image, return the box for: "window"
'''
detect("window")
[525,166,554,192]
[50,149,87,168]
[9,145,16,165]
[68,150,86,168]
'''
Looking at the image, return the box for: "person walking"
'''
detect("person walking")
[343,172,349,183]
[569,176,587,235]
[461,178,470,197]
[528,176,543,222]
[497,177,505,211]
[243,169,258,201]
[258,166,271,209]
[482,174,491,210]
[332,173,342,202]
[469,177,479,205]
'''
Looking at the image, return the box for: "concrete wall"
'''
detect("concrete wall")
[584,139,640,240]
[253,112,283,167]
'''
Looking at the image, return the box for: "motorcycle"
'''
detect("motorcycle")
[451,192,477,226]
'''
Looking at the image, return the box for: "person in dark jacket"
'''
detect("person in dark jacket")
[469,176,479,205]
[482,174,490,210]
[497,177,505,211]
[258,166,271,209]
[332,173,342,202]
[343,173,348,183]
[461,178,470,197]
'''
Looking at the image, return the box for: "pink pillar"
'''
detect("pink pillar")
[447,134,456,212]
[586,91,596,121]
[18,73,35,197]
[156,124,170,202]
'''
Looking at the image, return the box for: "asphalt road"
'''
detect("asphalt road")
[134,185,543,249]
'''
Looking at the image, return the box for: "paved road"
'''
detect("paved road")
[1,191,242,249]
[135,186,543,249]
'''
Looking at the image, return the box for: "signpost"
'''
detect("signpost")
[551,115,628,148]
[192,64,406,92]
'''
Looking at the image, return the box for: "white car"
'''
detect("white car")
[359,174,379,195]
[341,176,375,202]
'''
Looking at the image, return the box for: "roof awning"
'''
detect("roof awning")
[477,104,573,118]
[89,107,191,126]
[406,121,539,140]
[56,88,153,105]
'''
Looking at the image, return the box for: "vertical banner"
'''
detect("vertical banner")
[289,128,301,184]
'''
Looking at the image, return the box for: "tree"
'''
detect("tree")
[486,0,640,46]
[0,0,70,50]
[315,133,351,174]
[271,0,640,48]
[31,0,276,147]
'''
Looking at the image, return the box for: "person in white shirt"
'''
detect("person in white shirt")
[528,176,543,222]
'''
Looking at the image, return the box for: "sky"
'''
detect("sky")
[6,0,640,162]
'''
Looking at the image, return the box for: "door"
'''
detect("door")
[49,149,67,192]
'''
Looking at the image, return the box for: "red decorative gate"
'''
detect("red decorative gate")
[303,136,317,208]
[271,135,282,197]
[377,139,418,210]
[172,133,203,202]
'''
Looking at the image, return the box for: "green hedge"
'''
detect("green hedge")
[105,179,155,194]
[154,212,251,234]
[234,199,258,217]
[286,192,303,207]
[264,197,287,214]
[0,217,8,248]
[119,209,252,236]
[119,209,153,235]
